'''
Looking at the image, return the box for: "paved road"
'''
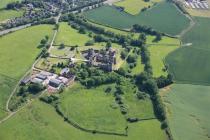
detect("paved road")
[0,24,31,36]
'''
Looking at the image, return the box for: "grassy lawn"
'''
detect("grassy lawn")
[148,44,179,77]
[0,25,54,79]
[0,9,23,22]
[84,2,190,36]
[59,83,127,133]
[166,17,210,84]
[114,0,162,15]
[161,84,210,140]
[54,22,91,46]
[0,99,166,140]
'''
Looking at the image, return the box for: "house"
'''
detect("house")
[60,68,69,76]
[31,78,44,85]
[49,79,63,89]
[36,74,47,80]
[20,77,31,85]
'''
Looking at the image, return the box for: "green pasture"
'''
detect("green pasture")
[0,0,21,9]
[0,75,16,119]
[84,2,190,36]
[60,83,127,133]
[0,10,23,22]
[148,44,179,77]
[162,84,210,140]
[54,22,91,46]
[0,25,54,79]
[0,99,166,140]
[166,17,210,84]
[114,0,162,15]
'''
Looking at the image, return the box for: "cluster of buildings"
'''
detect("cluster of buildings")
[82,48,117,72]
[21,68,75,93]
[184,0,209,9]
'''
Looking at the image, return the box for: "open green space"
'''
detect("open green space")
[148,44,179,77]
[54,22,91,46]
[0,0,21,9]
[0,25,54,79]
[0,99,166,140]
[60,83,127,133]
[84,2,190,36]
[0,75,16,119]
[114,0,162,15]
[162,84,210,140]
[166,17,210,84]
[0,10,23,22]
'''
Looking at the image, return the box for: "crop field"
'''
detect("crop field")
[59,83,127,133]
[0,10,23,22]
[114,0,162,15]
[84,2,190,36]
[166,17,210,84]
[161,84,210,140]
[54,22,91,46]
[148,44,179,77]
[0,99,166,140]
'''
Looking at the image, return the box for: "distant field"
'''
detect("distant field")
[148,43,180,77]
[54,22,91,46]
[0,0,21,9]
[114,0,162,15]
[0,25,54,79]
[161,84,210,140]
[60,83,127,133]
[0,10,23,22]
[166,17,210,84]
[84,2,190,36]
[0,100,166,140]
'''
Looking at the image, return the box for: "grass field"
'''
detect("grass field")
[54,22,91,46]
[0,99,166,140]
[148,44,180,77]
[0,0,21,9]
[60,83,127,133]
[161,84,210,140]
[0,10,23,22]
[84,2,190,36]
[0,25,53,119]
[0,75,16,119]
[114,0,162,15]
[0,25,54,79]
[166,17,210,84]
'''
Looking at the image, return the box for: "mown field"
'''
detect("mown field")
[0,100,166,140]
[0,10,23,22]
[60,83,127,133]
[54,22,91,46]
[166,17,210,84]
[161,84,210,140]
[114,0,162,15]
[148,43,180,77]
[84,2,190,36]
[0,25,54,119]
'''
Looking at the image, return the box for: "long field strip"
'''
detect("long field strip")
[162,84,210,140]
[0,25,54,119]
[84,2,190,36]
[166,17,210,84]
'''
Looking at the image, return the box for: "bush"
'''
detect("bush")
[28,83,44,94]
